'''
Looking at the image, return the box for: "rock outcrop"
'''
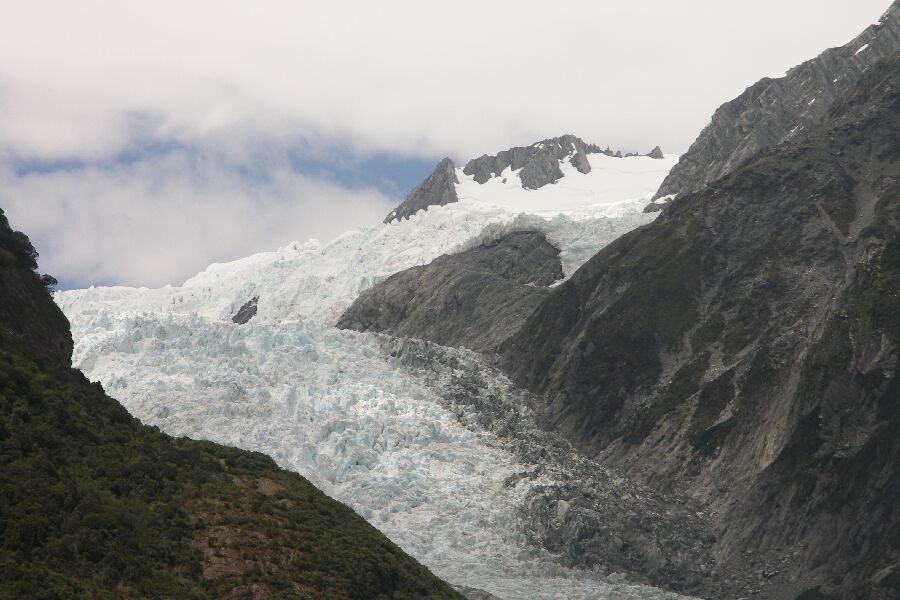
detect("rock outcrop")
[463,134,602,189]
[500,55,900,599]
[384,157,459,223]
[569,151,592,173]
[231,296,258,324]
[653,1,900,200]
[647,146,664,159]
[337,231,562,352]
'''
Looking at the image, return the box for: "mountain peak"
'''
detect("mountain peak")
[383,157,458,223]
[654,3,900,199]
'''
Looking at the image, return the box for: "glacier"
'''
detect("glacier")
[56,152,695,599]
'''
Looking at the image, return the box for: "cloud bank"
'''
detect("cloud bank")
[0,0,890,287]
[1,154,394,288]
[1,0,890,161]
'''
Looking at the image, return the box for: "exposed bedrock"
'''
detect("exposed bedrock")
[463,134,602,189]
[337,231,562,353]
[231,296,259,324]
[384,157,459,223]
[654,2,900,200]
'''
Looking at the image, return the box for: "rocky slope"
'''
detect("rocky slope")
[384,158,459,223]
[500,55,900,599]
[653,1,900,203]
[0,208,462,599]
[382,336,719,596]
[337,231,563,352]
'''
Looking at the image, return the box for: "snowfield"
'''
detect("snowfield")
[56,152,692,599]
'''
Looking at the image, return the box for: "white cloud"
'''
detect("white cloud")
[0,0,890,161]
[0,154,394,288]
[0,0,891,288]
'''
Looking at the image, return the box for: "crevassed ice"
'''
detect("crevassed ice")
[57,153,691,599]
[71,315,690,599]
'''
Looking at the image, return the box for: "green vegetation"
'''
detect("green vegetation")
[0,349,461,600]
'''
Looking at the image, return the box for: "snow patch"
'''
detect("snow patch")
[653,193,676,205]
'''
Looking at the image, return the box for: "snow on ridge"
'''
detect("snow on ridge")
[458,153,677,217]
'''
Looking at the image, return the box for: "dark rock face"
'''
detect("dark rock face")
[654,2,900,200]
[0,208,72,366]
[500,56,900,599]
[384,157,459,223]
[337,231,562,353]
[231,296,259,324]
[463,134,602,189]
[570,151,592,174]
[648,146,664,159]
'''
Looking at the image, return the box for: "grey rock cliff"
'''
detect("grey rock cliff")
[337,231,563,353]
[463,134,602,189]
[384,157,459,223]
[500,56,900,599]
[654,1,900,200]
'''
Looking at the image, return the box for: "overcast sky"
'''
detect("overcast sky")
[0,0,890,288]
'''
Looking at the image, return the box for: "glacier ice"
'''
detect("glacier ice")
[56,153,695,599]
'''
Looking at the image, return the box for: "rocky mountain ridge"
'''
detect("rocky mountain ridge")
[384,134,665,223]
[653,0,900,203]
[384,157,460,223]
